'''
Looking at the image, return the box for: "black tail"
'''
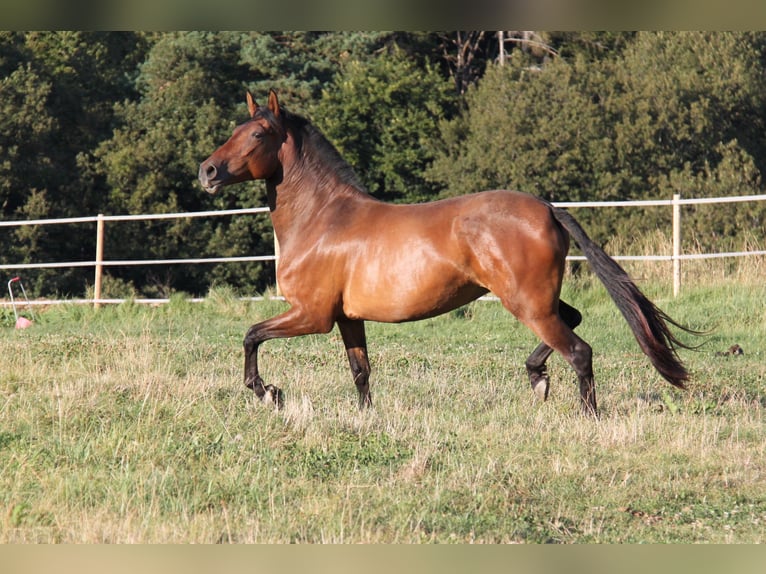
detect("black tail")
[551,206,697,389]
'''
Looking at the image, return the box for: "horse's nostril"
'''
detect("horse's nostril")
[205,164,217,179]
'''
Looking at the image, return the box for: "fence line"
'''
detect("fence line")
[0,206,270,228]
[1,193,766,305]
[0,255,277,271]
[552,194,766,208]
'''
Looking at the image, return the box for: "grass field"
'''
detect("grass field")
[0,272,764,543]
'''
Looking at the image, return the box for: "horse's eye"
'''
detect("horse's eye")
[252,131,264,140]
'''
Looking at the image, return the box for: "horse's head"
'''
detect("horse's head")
[199,89,285,194]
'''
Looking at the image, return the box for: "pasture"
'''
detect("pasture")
[0,274,764,543]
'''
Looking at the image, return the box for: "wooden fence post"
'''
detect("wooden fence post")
[672,194,681,297]
[274,232,281,297]
[94,213,105,308]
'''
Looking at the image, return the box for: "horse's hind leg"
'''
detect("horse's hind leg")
[525,300,582,401]
[338,319,372,409]
[520,309,597,416]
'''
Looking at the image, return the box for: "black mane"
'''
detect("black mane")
[281,108,369,193]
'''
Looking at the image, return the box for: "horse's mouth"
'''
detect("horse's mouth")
[198,162,223,194]
[198,175,222,194]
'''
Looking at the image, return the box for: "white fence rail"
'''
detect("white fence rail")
[1,194,766,306]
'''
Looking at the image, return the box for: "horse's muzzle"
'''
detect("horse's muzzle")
[198,161,221,194]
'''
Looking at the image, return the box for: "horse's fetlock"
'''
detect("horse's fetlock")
[358,391,373,410]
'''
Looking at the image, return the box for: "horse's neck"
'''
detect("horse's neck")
[266,170,368,248]
[267,129,372,246]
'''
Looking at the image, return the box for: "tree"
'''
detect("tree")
[311,45,458,204]
[428,52,614,201]
[428,32,766,248]
[91,32,254,296]
[238,31,389,107]
[0,32,147,296]
[607,32,766,248]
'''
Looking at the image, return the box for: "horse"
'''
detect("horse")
[199,89,697,416]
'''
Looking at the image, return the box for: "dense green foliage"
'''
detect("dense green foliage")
[312,45,457,202]
[2,31,765,297]
[428,32,766,242]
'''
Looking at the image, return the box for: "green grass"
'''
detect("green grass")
[0,280,764,543]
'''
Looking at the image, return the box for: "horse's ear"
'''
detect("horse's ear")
[268,89,280,118]
[246,91,258,118]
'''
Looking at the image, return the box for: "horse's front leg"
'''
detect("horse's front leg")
[243,306,333,409]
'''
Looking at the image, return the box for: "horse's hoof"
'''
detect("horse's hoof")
[532,377,550,402]
[262,384,284,410]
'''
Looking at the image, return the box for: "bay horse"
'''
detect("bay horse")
[199,89,696,416]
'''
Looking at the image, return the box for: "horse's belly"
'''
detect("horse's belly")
[337,205,498,322]
[341,264,487,323]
